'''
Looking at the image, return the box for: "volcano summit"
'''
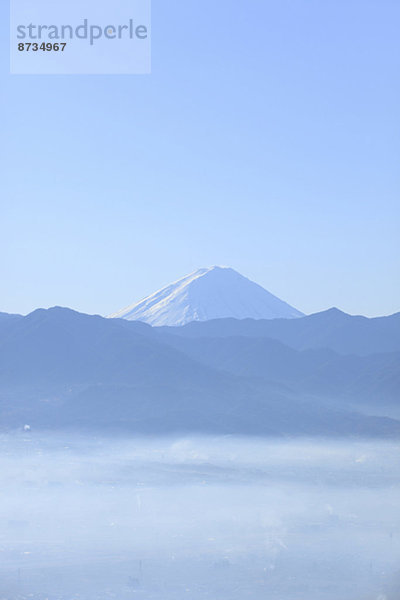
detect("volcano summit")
[109,266,304,326]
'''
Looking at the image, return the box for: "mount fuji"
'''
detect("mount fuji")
[108,266,304,326]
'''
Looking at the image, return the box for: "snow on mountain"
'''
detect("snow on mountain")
[108,266,304,326]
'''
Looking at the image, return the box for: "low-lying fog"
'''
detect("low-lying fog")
[0,433,399,600]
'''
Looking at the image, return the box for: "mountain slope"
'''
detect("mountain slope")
[108,266,304,326]
[0,312,22,322]
[0,307,397,437]
[157,332,400,404]
[159,308,400,356]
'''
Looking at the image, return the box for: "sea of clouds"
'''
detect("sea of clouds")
[0,433,399,599]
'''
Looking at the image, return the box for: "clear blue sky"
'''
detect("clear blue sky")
[1,0,399,317]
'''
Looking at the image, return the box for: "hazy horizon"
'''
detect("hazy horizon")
[1,432,399,600]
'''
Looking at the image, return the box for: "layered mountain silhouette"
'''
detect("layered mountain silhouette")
[0,307,399,436]
[159,330,400,406]
[109,266,304,325]
[159,308,400,356]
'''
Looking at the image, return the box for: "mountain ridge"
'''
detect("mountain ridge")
[0,307,399,437]
[159,309,400,356]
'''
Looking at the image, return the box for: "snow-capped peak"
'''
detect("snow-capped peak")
[108,266,304,326]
